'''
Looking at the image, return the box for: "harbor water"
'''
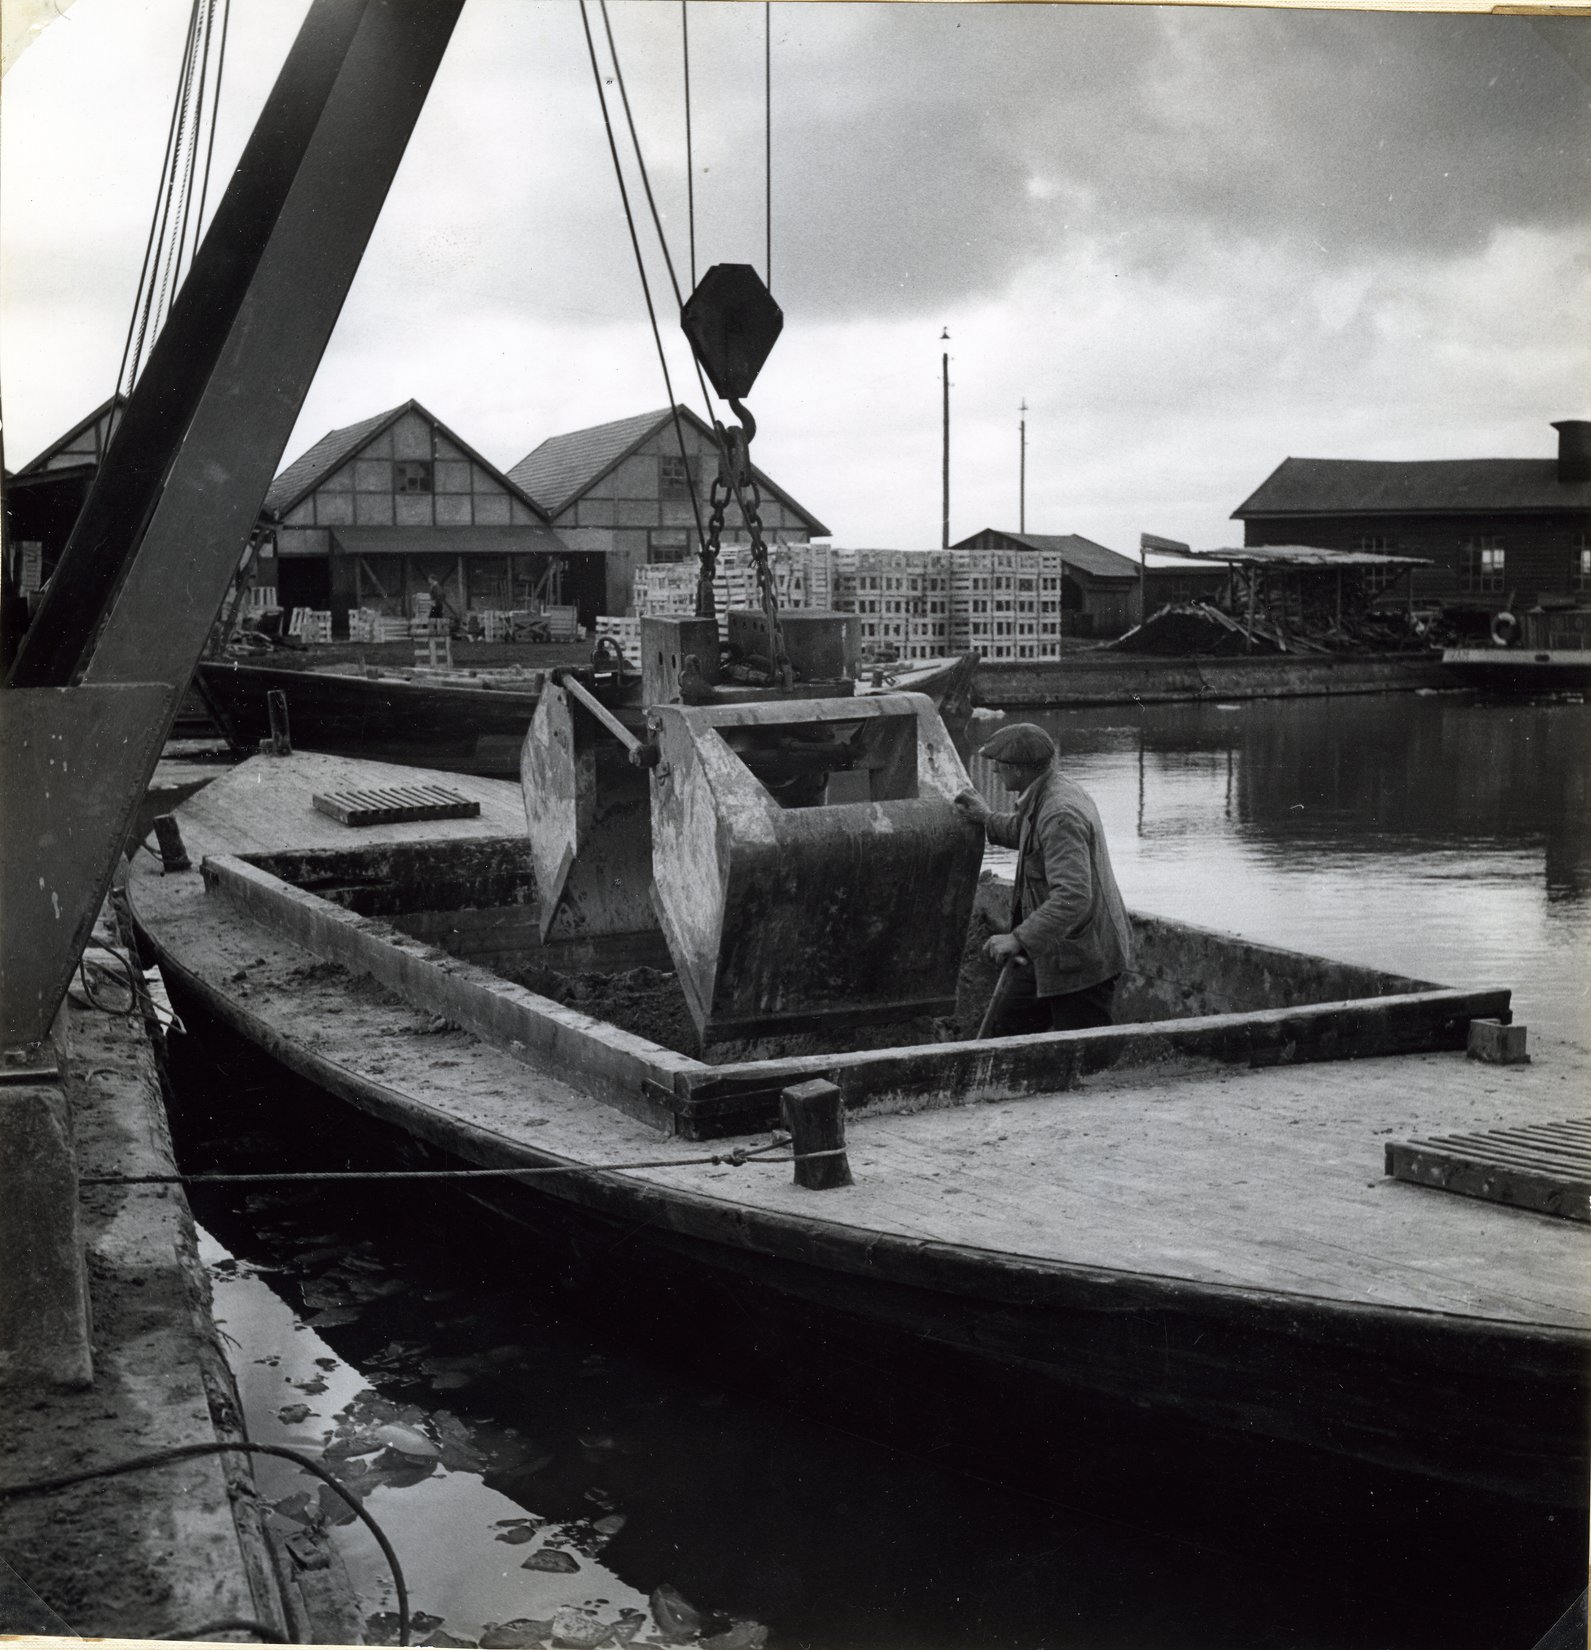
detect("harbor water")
[167,690,1588,1650]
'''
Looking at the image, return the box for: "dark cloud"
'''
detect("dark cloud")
[730,8,1591,318]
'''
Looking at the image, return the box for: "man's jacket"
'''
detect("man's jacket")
[985,768,1133,997]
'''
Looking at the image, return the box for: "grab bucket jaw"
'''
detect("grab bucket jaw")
[521,678,655,944]
[648,692,984,1045]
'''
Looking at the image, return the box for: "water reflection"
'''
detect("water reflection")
[165,945,1580,1650]
[969,695,1591,1042]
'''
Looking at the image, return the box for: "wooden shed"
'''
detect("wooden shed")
[509,405,831,616]
[260,400,604,632]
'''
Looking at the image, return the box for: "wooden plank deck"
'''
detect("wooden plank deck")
[129,751,1591,1336]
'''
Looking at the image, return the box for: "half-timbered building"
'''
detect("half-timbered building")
[508,405,830,616]
[259,400,603,630]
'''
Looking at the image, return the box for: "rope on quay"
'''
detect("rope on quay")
[78,1141,853,1188]
[0,1439,409,1645]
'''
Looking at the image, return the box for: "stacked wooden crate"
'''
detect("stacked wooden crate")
[947,549,1064,661]
[620,544,836,642]
[832,550,955,662]
[593,614,643,663]
[825,548,1067,662]
[348,608,410,643]
[287,607,333,643]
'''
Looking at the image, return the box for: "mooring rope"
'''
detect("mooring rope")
[79,1144,850,1188]
[0,1440,409,1646]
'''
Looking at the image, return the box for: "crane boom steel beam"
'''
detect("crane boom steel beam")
[0,0,466,1048]
[7,0,371,691]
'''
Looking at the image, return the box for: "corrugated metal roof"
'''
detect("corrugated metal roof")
[1141,550,1232,572]
[1233,457,1591,518]
[1188,544,1432,569]
[956,530,1140,581]
[264,404,408,517]
[506,403,832,535]
[330,526,581,556]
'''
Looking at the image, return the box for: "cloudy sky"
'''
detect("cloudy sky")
[3,0,1588,553]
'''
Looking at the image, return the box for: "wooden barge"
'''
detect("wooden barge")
[195,653,978,777]
[127,748,1590,1507]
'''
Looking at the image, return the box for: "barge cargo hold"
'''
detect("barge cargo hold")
[127,749,1590,1508]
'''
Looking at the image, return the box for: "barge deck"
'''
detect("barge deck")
[126,751,1591,1506]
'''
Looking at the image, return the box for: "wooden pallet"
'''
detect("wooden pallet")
[1385,1120,1591,1223]
[311,785,481,827]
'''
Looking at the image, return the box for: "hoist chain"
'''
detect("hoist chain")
[697,408,792,688]
[697,481,725,620]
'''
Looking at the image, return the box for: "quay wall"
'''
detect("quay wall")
[972,651,1453,708]
[0,901,351,1642]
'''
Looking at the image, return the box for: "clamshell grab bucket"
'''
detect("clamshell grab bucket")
[521,678,655,943]
[648,692,985,1044]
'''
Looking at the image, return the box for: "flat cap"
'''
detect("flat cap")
[979,722,1055,763]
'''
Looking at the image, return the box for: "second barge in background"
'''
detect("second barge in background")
[195,650,980,776]
[1441,604,1591,695]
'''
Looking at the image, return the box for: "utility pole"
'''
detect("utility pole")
[941,328,950,550]
[1019,398,1027,534]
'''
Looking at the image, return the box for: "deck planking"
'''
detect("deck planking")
[129,752,1591,1338]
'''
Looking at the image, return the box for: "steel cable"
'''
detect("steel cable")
[0,1440,409,1646]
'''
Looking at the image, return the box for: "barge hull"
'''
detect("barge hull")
[975,651,1451,708]
[148,950,1588,1509]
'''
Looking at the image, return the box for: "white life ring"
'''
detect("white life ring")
[1490,610,1519,647]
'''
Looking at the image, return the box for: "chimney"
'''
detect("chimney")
[1551,420,1591,484]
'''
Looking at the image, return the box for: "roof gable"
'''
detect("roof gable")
[956,529,1139,581]
[508,407,675,515]
[507,403,831,535]
[1234,456,1591,519]
[17,395,127,476]
[263,399,546,521]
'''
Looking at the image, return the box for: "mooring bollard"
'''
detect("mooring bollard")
[151,813,191,873]
[261,688,292,756]
[1467,1017,1530,1066]
[780,1077,854,1190]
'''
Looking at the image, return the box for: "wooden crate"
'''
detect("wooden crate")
[1386,1120,1591,1222]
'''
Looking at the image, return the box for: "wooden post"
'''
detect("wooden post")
[152,813,191,872]
[266,688,292,755]
[780,1078,853,1190]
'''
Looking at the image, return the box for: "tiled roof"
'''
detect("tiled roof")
[508,408,674,516]
[959,530,1140,581]
[263,404,407,517]
[507,403,831,535]
[1234,457,1591,519]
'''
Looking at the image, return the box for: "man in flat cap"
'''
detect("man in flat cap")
[955,723,1132,1037]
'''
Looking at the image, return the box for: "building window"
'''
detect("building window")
[396,460,432,494]
[660,455,694,499]
[649,530,690,564]
[1458,537,1505,594]
[1573,537,1591,593]
[1356,535,1395,552]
